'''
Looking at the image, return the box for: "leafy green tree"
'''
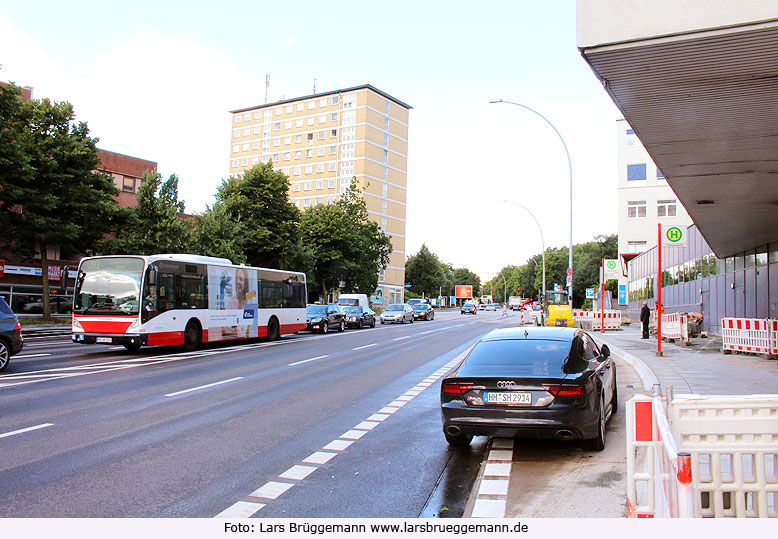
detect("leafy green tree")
[299,181,392,300]
[191,202,247,264]
[0,86,120,319]
[451,267,481,298]
[216,162,300,269]
[101,170,192,255]
[405,244,445,297]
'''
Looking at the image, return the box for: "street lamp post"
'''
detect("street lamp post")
[501,273,507,305]
[491,99,573,305]
[499,200,545,304]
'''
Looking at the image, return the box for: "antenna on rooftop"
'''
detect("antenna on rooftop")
[313,78,317,95]
[265,74,270,104]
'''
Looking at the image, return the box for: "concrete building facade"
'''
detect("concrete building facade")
[228,84,411,306]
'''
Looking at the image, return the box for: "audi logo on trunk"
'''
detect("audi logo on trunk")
[497,381,516,388]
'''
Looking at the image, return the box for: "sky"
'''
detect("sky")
[0,1,622,279]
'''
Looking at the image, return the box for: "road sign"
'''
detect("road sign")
[566,267,572,276]
[661,224,687,247]
[603,259,619,280]
[586,288,595,299]
[618,284,627,305]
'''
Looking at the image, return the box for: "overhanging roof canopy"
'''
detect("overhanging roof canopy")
[579,15,778,257]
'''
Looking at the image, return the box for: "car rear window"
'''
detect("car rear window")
[0,297,13,315]
[457,339,570,377]
[386,304,404,311]
[344,307,362,314]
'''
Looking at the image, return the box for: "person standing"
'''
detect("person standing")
[640,301,650,339]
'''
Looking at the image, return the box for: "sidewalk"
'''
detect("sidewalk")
[596,324,778,395]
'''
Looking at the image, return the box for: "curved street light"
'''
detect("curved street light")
[491,99,573,305]
[499,199,545,303]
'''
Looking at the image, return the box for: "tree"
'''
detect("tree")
[405,244,444,297]
[191,202,247,264]
[101,170,192,255]
[216,162,301,269]
[299,181,392,300]
[0,85,120,319]
[451,267,481,298]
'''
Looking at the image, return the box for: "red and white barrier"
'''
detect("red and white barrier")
[662,312,689,343]
[626,393,695,518]
[721,318,773,356]
[572,310,622,330]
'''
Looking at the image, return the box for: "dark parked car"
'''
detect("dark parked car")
[0,297,24,371]
[412,303,435,320]
[343,306,376,329]
[440,326,616,451]
[306,304,346,333]
[380,303,414,324]
[461,302,477,315]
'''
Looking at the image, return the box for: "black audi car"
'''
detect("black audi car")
[0,297,24,372]
[412,303,435,320]
[305,304,346,333]
[440,326,616,451]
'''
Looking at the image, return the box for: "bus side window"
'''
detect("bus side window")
[158,274,176,312]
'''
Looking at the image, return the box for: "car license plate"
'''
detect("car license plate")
[96,337,112,343]
[485,392,532,404]
[555,319,567,326]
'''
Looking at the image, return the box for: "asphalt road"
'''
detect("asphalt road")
[0,309,514,517]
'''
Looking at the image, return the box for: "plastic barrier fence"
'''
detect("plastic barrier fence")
[721,318,774,356]
[662,312,689,343]
[667,394,778,518]
[626,393,695,518]
[572,310,622,330]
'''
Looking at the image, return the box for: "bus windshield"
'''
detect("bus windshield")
[74,257,145,315]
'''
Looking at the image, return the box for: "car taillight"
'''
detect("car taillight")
[14,321,22,331]
[542,384,585,396]
[442,381,473,395]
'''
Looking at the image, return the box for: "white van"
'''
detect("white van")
[337,294,370,308]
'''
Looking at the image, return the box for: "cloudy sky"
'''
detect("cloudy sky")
[0,1,623,278]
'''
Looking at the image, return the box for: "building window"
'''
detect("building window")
[317,147,325,156]
[318,131,325,140]
[244,113,250,121]
[305,166,312,175]
[328,179,336,188]
[331,96,339,105]
[304,198,311,207]
[293,183,300,192]
[384,118,389,130]
[272,154,279,162]
[329,145,337,155]
[284,136,291,145]
[284,121,292,129]
[121,176,135,192]
[384,133,389,147]
[293,167,301,176]
[297,103,304,112]
[626,128,638,147]
[383,150,388,164]
[295,134,302,143]
[253,126,261,134]
[316,164,324,173]
[385,101,390,114]
[307,133,314,141]
[627,240,648,253]
[308,101,315,110]
[657,199,677,217]
[233,129,240,138]
[379,267,385,282]
[234,115,241,124]
[242,158,248,166]
[328,163,336,171]
[627,164,646,181]
[295,151,302,159]
[252,157,259,165]
[330,129,337,138]
[296,119,303,128]
[319,115,326,124]
[254,111,261,119]
[283,153,290,161]
[383,167,388,180]
[307,117,314,126]
[232,144,239,153]
[273,138,280,147]
[306,149,313,158]
[316,197,323,205]
[273,123,280,131]
[657,169,665,180]
[285,105,293,113]
[331,113,338,121]
[627,200,647,219]
[231,160,238,168]
[316,181,323,190]
[304,182,311,190]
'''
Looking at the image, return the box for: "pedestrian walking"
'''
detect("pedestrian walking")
[640,301,650,339]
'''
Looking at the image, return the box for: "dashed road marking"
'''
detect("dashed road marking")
[288,355,328,366]
[214,501,265,518]
[303,452,337,465]
[393,336,410,341]
[352,343,378,351]
[354,421,380,430]
[340,429,367,440]
[13,353,51,359]
[164,377,243,398]
[323,439,353,451]
[0,423,54,439]
[249,481,294,500]
[279,465,317,480]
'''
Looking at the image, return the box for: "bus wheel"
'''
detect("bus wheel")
[267,317,280,341]
[183,320,202,352]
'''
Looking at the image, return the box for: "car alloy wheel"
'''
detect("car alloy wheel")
[583,394,606,451]
[0,341,9,372]
[339,320,345,332]
[321,320,328,333]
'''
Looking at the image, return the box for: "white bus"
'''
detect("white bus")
[71,254,307,351]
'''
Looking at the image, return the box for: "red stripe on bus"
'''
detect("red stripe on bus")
[77,319,134,334]
[148,332,185,346]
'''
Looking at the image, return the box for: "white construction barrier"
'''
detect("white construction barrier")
[573,310,622,330]
[721,318,775,357]
[662,312,689,343]
[627,392,778,518]
[626,393,695,518]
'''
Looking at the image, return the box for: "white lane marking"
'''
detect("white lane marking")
[288,355,328,366]
[377,406,399,414]
[484,462,512,477]
[214,501,265,518]
[405,390,421,396]
[249,481,294,500]
[352,343,378,351]
[393,336,410,341]
[164,377,243,397]
[410,386,426,391]
[367,413,389,422]
[340,429,367,440]
[323,439,353,451]
[279,465,317,480]
[488,449,514,461]
[396,395,413,402]
[420,330,436,335]
[387,400,407,408]
[479,479,509,496]
[0,423,54,439]
[417,382,432,387]
[354,421,380,430]
[303,452,337,465]
[13,353,52,359]
[471,498,507,518]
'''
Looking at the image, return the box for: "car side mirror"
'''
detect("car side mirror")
[600,344,610,359]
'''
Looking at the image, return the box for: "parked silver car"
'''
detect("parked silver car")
[380,303,414,324]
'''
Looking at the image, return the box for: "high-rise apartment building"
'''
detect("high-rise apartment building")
[616,119,692,302]
[228,84,411,306]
